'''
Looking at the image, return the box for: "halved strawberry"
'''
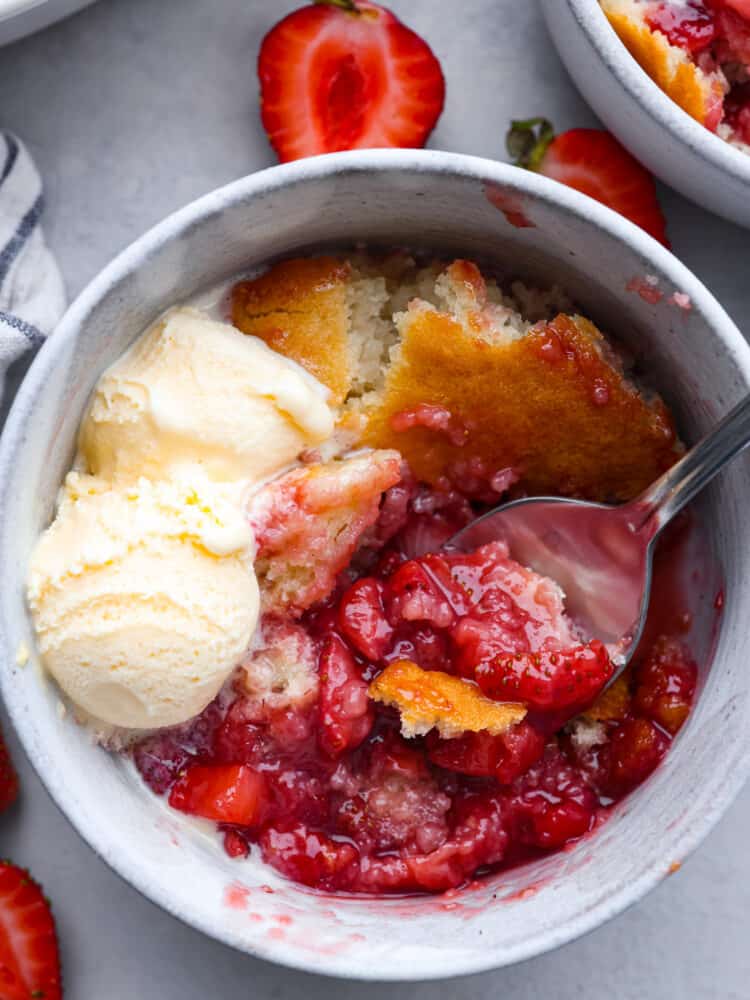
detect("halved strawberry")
[507,118,669,246]
[258,0,445,162]
[0,724,18,813]
[169,763,268,826]
[0,863,61,1000]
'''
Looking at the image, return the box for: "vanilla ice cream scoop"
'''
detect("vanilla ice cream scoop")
[79,307,335,485]
[27,474,260,729]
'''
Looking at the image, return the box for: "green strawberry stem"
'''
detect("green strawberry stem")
[314,0,359,11]
[506,117,556,171]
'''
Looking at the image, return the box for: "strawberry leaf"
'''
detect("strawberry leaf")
[506,117,556,170]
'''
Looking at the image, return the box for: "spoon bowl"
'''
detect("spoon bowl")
[449,392,750,681]
[449,496,651,663]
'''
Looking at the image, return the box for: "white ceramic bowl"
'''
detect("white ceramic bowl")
[2,150,750,980]
[540,0,750,228]
[0,0,96,46]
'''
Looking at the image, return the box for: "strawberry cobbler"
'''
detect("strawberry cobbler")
[29,253,703,894]
[602,0,750,151]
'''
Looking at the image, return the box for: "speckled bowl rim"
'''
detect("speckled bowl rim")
[567,0,750,184]
[2,149,750,980]
[0,0,50,23]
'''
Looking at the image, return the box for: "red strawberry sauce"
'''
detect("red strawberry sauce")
[646,1,718,54]
[132,475,708,895]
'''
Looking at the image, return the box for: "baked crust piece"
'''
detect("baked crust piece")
[232,256,352,405]
[365,304,680,502]
[369,659,527,739]
[249,450,402,616]
[583,672,632,722]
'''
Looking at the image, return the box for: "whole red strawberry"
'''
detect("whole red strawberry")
[258,0,445,162]
[0,723,18,814]
[507,118,669,246]
[0,863,62,999]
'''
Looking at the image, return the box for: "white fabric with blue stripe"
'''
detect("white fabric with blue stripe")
[0,131,65,399]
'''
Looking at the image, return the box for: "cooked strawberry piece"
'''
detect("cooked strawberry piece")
[0,722,18,813]
[260,820,359,889]
[509,747,597,849]
[169,763,268,826]
[646,1,717,53]
[405,790,509,892]
[470,641,613,715]
[725,82,750,145]
[337,577,394,660]
[608,717,669,792]
[385,558,457,629]
[396,488,474,560]
[507,118,669,245]
[213,698,266,766]
[714,4,750,63]
[133,699,224,794]
[384,621,452,672]
[427,720,545,783]
[222,828,250,859]
[271,769,332,826]
[318,634,374,757]
[0,863,61,1000]
[368,477,414,549]
[258,0,445,162]
[562,725,613,796]
[426,729,497,776]
[447,541,579,653]
[452,615,530,678]
[634,635,697,734]
[353,789,510,893]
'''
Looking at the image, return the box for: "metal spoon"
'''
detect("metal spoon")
[448,394,750,680]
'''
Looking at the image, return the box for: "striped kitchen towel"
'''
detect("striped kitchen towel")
[0,131,65,400]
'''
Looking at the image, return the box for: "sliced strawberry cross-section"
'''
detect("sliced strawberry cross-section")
[0,862,62,1000]
[258,0,445,162]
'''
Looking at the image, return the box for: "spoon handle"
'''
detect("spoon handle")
[632,392,750,536]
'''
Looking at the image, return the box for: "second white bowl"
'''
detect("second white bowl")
[540,0,750,228]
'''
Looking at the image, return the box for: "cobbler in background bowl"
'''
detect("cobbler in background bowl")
[541,0,750,226]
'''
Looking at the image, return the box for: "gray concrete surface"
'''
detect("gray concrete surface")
[1,0,749,996]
